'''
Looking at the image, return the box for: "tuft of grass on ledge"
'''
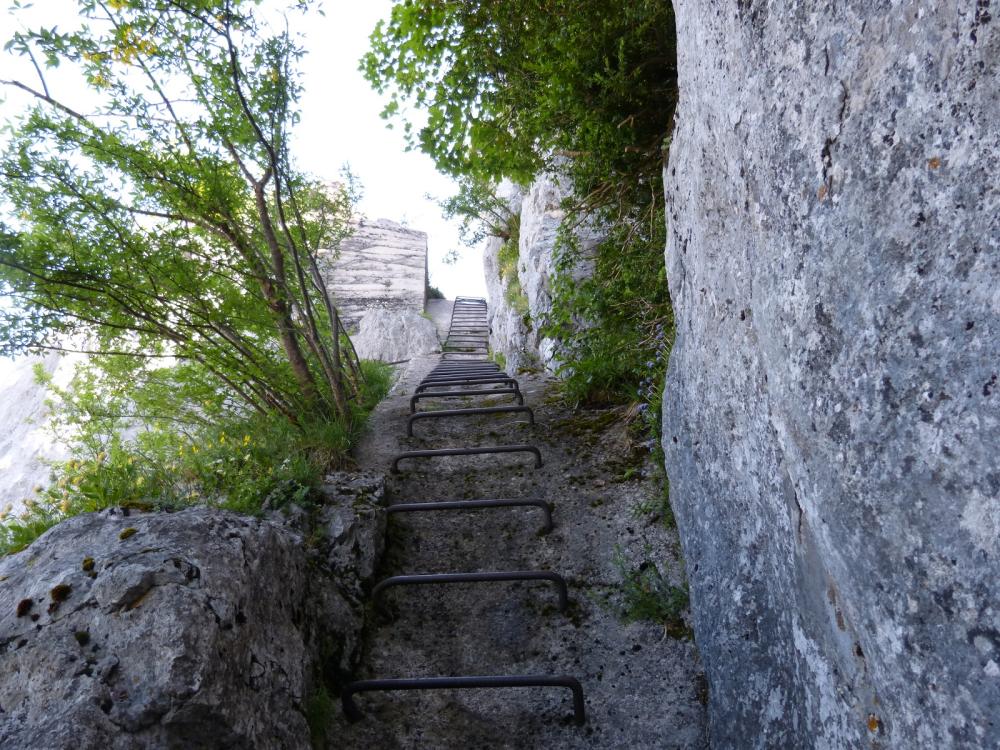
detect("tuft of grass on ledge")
[0,360,394,556]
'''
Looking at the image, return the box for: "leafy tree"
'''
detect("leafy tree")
[363,0,677,406]
[362,0,676,194]
[1,0,360,424]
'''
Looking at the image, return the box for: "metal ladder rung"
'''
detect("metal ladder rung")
[386,498,553,532]
[372,570,568,612]
[407,405,534,436]
[343,675,585,725]
[410,389,523,413]
[391,444,542,471]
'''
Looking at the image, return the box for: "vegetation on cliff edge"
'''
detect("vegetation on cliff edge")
[0,0,389,554]
[362,0,677,421]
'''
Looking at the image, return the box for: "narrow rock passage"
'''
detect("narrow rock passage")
[331,301,707,749]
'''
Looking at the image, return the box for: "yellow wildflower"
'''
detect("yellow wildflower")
[60,498,71,514]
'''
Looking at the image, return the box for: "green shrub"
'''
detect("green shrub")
[0,360,394,556]
[612,546,690,638]
[305,684,334,749]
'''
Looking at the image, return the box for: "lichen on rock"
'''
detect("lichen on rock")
[0,474,386,749]
[662,2,999,747]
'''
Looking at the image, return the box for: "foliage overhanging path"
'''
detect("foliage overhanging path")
[326,299,706,748]
[2,0,361,424]
[0,0,392,554]
[362,0,678,410]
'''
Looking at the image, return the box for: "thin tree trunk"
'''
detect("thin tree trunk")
[253,180,324,414]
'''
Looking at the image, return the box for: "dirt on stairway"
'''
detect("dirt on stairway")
[327,355,708,749]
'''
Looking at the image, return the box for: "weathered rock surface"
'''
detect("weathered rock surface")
[484,175,599,371]
[0,472,385,749]
[663,2,999,748]
[0,353,79,515]
[351,308,440,362]
[319,218,428,331]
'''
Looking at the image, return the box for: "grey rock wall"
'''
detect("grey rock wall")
[0,473,386,748]
[352,308,441,362]
[320,218,428,331]
[662,2,999,748]
[484,175,598,371]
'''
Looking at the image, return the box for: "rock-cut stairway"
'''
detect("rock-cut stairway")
[329,297,708,749]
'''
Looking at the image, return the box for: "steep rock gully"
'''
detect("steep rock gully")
[328,299,706,749]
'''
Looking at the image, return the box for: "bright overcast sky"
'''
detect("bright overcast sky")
[0,0,487,299]
[290,0,486,298]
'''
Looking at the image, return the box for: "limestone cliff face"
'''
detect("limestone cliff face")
[319,218,428,332]
[0,474,385,749]
[484,175,598,370]
[662,2,999,748]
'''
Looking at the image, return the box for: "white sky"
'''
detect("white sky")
[0,0,487,299]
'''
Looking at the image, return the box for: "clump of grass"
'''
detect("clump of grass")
[612,546,690,638]
[305,684,334,748]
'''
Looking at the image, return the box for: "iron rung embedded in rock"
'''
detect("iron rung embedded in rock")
[342,675,586,725]
[386,498,553,532]
[391,444,543,471]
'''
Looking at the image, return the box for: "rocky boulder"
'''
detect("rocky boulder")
[484,174,600,372]
[663,2,998,748]
[0,473,386,749]
[351,308,440,363]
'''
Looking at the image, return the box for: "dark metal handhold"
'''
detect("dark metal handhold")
[410,388,524,413]
[407,405,534,436]
[415,376,520,393]
[342,674,586,725]
[371,570,569,612]
[391,444,543,471]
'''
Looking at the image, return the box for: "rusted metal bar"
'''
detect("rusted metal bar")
[386,498,553,532]
[410,389,523,413]
[372,570,568,612]
[392,444,543,471]
[415,377,520,393]
[422,370,509,381]
[407,405,534,436]
[342,675,586,725]
[429,364,498,373]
